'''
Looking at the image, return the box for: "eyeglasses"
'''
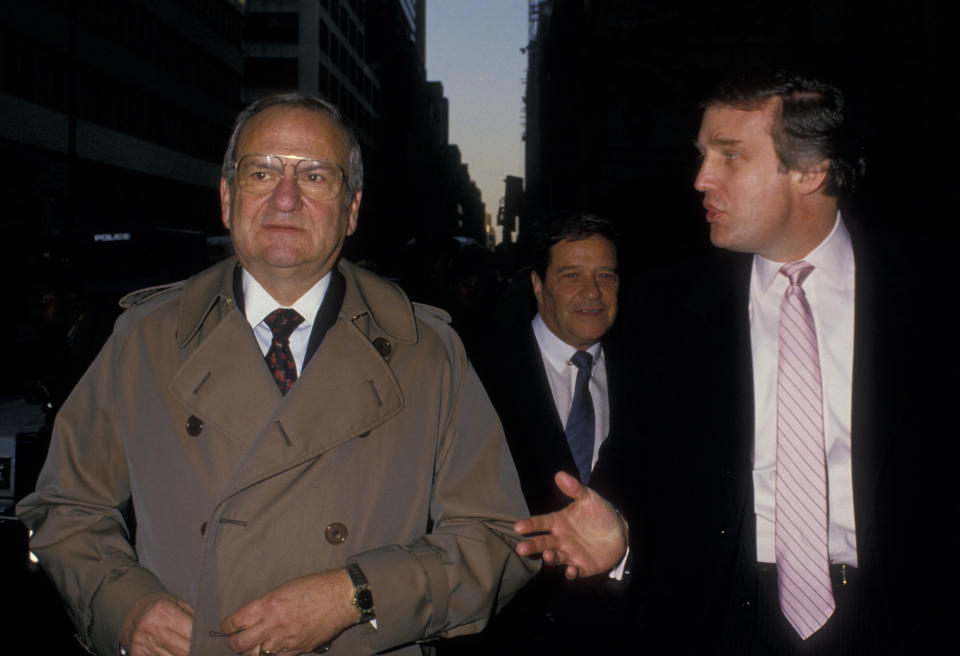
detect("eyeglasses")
[234,153,347,200]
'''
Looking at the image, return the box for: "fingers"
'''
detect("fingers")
[514,473,591,537]
[541,548,559,565]
[513,509,561,536]
[244,642,273,656]
[223,620,266,655]
[221,603,266,655]
[519,538,584,580]
[515,530,562,557]
[220,570,357,655]
[123,594,193,656]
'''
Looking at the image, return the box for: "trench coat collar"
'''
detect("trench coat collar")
[169,256,421,499]
[175,256,418,348]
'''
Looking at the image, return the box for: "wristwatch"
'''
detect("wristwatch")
[346,563,375,621]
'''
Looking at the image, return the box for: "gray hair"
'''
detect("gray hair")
[221,93,364,201]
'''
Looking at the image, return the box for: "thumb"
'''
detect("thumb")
[553,470,586,500]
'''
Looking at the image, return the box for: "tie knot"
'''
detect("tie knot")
[570,350,593,370]
[264,309,305,341]
[780,260,815,287]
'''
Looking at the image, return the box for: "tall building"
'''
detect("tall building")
[0,0,244,289]
[243,0,487,270]
[243,0,380,149]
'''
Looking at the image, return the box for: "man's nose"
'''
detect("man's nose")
[270,170,303,212]
[694,159,715,192]
[580,277,601,299]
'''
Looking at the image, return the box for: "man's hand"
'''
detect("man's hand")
[119,592,194,656]
[514,471,628,580]
[220,569,360,655]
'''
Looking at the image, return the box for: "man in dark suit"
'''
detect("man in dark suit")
[516,70,955,654]
[444,213,634,654]
[680,69,956,654]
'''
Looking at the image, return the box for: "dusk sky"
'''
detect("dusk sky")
[425,1,528,238]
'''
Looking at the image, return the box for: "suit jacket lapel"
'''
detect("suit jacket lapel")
[847,225,898,561]
[686,253,759,615]
[525,324,580,474]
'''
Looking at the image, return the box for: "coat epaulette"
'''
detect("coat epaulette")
[119,282,185,309]
[412,302,451,324]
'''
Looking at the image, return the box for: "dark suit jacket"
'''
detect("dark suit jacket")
[441,315,640,654]
[486,320,631,516]
[629,224,957,654]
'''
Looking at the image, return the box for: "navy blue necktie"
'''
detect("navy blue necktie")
[565,350,595,483]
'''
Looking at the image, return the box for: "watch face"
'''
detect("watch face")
[357,589,374,611]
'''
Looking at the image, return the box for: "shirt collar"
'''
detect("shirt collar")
[753,210,853,294]
[532,313,604,374]
[241,268,331,330]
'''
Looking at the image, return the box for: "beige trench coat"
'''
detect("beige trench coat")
[18,257,537,656]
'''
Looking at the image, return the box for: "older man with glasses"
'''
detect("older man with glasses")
[18,94,537,656]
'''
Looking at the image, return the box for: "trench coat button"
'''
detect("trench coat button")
[200,522,207,538]
[372,337,391,358]
[325,522,348,545]
[186,415,203,436]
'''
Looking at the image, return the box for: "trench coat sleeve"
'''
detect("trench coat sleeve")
[17,320,168,655]
[348,316,539,652]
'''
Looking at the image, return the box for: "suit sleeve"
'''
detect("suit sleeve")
[347,321,540,652]
[16,326,168,655]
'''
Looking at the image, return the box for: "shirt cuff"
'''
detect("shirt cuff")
[608,545,630,581]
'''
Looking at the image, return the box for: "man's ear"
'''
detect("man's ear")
[219,177,232,230]
[531,269,544,307]
[792,160,830,195]
[345,190,362,236]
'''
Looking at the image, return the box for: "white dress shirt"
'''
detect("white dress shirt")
[531,314,610,469]
[242,269,331,375]
[749,214,858,566]
[532,314,627,579]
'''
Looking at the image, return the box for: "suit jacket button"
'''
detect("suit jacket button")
[186,415,203,436]
[372,337,392,358]
[325,523,348,545]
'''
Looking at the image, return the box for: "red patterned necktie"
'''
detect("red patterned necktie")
[264,309,305,395]
[775,260,835,639]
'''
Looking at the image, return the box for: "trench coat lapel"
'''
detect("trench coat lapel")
[169,257,409,502]
[169,308,280,450]
[223,317,404,496]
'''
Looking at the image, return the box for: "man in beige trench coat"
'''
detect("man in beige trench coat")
[17,94,537,656]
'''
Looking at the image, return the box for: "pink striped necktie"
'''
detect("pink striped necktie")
[775,260,835,639]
